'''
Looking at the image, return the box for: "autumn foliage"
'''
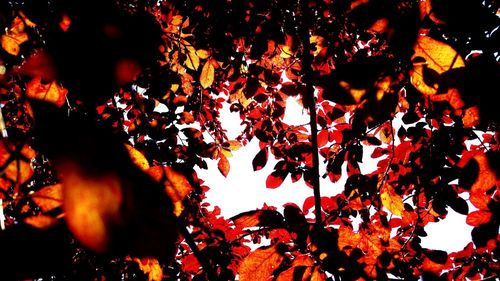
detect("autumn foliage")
[0,0,499,280]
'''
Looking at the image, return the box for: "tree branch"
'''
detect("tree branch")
[298,0,322,227]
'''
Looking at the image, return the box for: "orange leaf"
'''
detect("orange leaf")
[179,111,195,124]
[239,245,284,281]
[380,184,404,216]
[1,17,29,56]
[466,210,492,227]
[310,267,326,281]
[0,141,35,191]
[422,257,446,275]
[462,106,480,128]
[147,166,194,216]
[469,192,490,210]
[24,215,58,230]
[200,60,215,89]
[276,266,311,281]
[31,184,63,212]
[130,257,163,281]
[218,154,230,177]
[26,77,68,107]
[125,144,150,171]
[410,36,464,96]
[60,165,123,254]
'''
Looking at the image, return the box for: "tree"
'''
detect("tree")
[0,0,498,280]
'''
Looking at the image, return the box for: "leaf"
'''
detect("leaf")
[31,184,63,212]
[218,153,230,177]
[24,215,58,230]
[0,142,35,191]
[130,257,163,281]
[147,166,194,216]
[181,253,201,274]
[200,60,215,88]
[276,266,310,281]
[238,245,284,281]
[252,148,268,171]
[26,77,68,107]
[266,170,287,189]
[185,47,200,70]
[410,36,465,96]
[125,144,150,171]
[466,211,492,227]
[1,17,29,56]
[447,196,469,215]
[380,184,404,216]
[231,210,284,229]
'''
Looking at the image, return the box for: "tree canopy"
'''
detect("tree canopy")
[0,0,499,280]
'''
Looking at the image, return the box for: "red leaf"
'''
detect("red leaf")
[181,254,201,274]
[266,171,286,189]
[317,130,329,148]
[238,245,284,281]
[466,211,492,227]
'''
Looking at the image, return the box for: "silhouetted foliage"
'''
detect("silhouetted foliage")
[0,0,498,280]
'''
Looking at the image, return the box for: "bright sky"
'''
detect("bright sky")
[196,97,474,253]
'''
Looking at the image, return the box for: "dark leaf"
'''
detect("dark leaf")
[447,196,469,215]
[252,148,269,171]
[231,210,285,229]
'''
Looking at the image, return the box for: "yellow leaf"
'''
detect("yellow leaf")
[239,245,284,281]
[227,140,242,151]
[125,144,150,171]
[26,77,68,107]
[147,166,193,216]
[380,184,404,216]
[185,48,200,70]
[196,49,210,59]
[32,184,63,212]
[280,45,294,58]
[410,36,464,96]
[200,60,215,89]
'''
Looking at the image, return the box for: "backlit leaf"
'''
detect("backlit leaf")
[266,171,286,189]
[239,245,284,281]
[380,184,404,216]
[466,211,492,227]
[1,17,29,56]
[130,257,163,281]
[181,254,201,274]
[24,215,58,230]
[125,144,150,171]
[26,77,68,107]
[185,48,200,70]
[410,36,464,96]
[218,154,230,177]
[200,60,215,89]
[147,166,194,216]
[0,141,35,191]
[31,184,63,212]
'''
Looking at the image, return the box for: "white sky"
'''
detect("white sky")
[197,97,473,253]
